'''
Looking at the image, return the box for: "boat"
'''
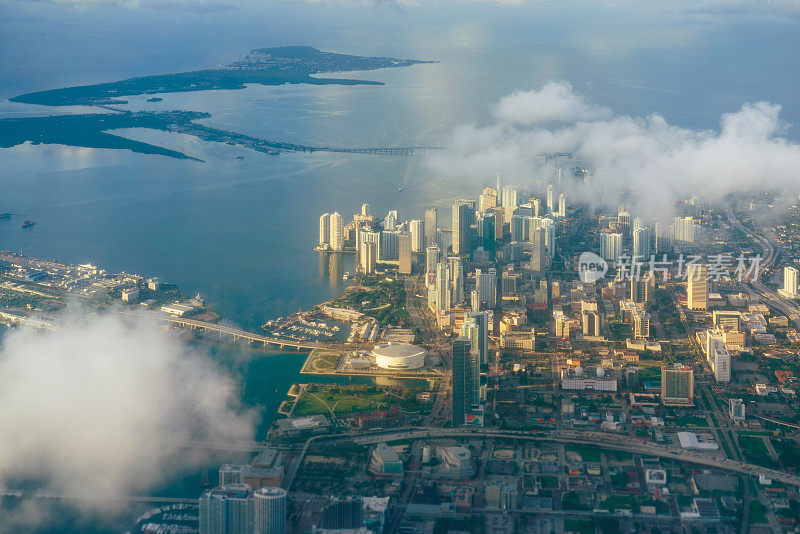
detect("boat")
[0,213,11,220]
[22,220,36,228]
[342,271,350,280]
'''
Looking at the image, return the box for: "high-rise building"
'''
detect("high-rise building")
[661,364,694,406]
[475,268,497,309]
[451,337,470,427]
[493,207,504,240]
[425,245,440,287]
[582,310,600,337]
[200,484,254,534]
[449,255,464,305]
[633,226,652,260]
[530,227,546,273]
[481,213,496,252]
[424,208,437,248]
[502,186,518,220]
[460,321,482,405]
[546,184,555,214]
[435,262,451,313]
[463,311,489,366]
[782,266,799,298]
[496,173,503,205]
[686,263,708,310]
[557,193,566,218]
[617,209,631,238]
[379,231,399,261]
[452,200,474,255]
[361,241,377,274]
[705,328,730,382]
[320,497,362,531]
[478,187,498,213]
[398,233,412,275]
[599,232,622,262]
[654,222,674,253]
[319,213,330,247]
[384,210,398,231]
[541,218,556,258]
[410,219,425,252]
[329,212,344,251]
[253,487,286,534]
[674,216,695,244]
[630,273,651,304]
[361,203,371,217]
[729,399,745,422]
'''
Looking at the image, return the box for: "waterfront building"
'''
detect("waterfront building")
[360,241,377,274]
[379,231,399,261]
[451,337,470,427]
[329,212,344,251]
[371,342,427,370]
[424,208,437,248]
[661,364,694,406]
[199,484,254,534]
[319,213,330,247]
[410,219,425,252]
[687,263,708,310]
[253,488,286,534]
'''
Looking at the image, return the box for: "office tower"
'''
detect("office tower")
[461,321,481,405]
[361,241,377,274]
[199,484,254,534]
[253,487,286,534]
[451,337,470,427]
[481,213,496,251]
[435,262,451,313]
[384,210,398,231]
[705,328,730,382]
[320,496,363,530]
[319,213,330,247]
[686,263,708,310]
[632,217,642,236]
[557,193,566,218]
[496,173,503,205]
[617,208,631,238]
[452,200,472,255]
[783,266,799,298]
[475,268,497,309]
[599,232,622,262]
[546,184,555,214]
[361,203,371,217]
[463,311,489,366]
[329,212,344,251]
[425,245,440,287]
[449,255,464,305]
[630,274,650,304]
[633,226,652,260]
[398,233,412,274]
[530,197,540,217]
[541,218,555,258]
[502,271,519,295]
[379,231,399,261]
[410,219,424,252]
[633,310,650,339]
[502,186,518,220]
[530,227,546,273]
[661,364,694,406]
[424,208,437,248]
[729,399,746,422]
[674,216,695,244]
[478,187,498,213]
[654,222,674,253]
[492,207,504,240]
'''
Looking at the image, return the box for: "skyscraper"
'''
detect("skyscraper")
[557,193,566,218]
[361,203,371,217]
[425,245,439,288]
[545,184,555,214]
[617,208,631,238]
[398,233,412,274]
[384,210,398,231]
[633,226,652,260]
[674,216,695,244]
[530,227,546,273]
[452,200,472,255]
[329,212,344,251]
[461,320,482,405]
[410,219,424,252]
[435,262,451,313]
[686,263,708,310]
[782,266,799,298]
[502,186,518,220]
[463,311,489,366]
[599,232,622,262]
[361,241,376,274]
[379,231,399,261]
[449,255,464,305]
[319,213,330,247]
[654,222,674,253]
[661,364,694,406]
[253,487,286,534]
[478,187,498,213]
[475,268,497,309]
[481,213,496,252]
[493,207,504,240]
[424,208,437,248]
[451,337,470,427]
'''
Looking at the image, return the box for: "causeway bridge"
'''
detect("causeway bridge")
[162,316,326,350]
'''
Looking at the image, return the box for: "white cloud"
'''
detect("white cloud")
[494,81,612,125]
[427,82,800,222]
[0,309,255,518]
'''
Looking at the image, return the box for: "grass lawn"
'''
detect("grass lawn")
[568,445,602,463]
[295,384,387,416]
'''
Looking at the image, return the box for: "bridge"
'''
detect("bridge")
[314,146,443,156]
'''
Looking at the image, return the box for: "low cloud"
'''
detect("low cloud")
[494,82,612,125]
[427,83,800,222]
[0,309,255,520]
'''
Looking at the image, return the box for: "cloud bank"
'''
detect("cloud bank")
[427,81,800,221]
[0,310,255,516]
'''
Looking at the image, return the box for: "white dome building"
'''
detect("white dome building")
[371,342,427,370]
